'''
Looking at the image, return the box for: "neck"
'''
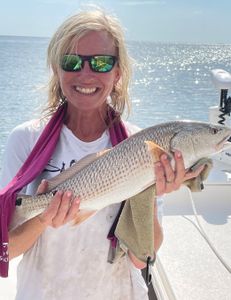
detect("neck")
[64,104,108,142]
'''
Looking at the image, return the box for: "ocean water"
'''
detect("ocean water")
[0,35,231,165]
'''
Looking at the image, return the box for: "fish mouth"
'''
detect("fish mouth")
[216,135,231,151]
[222,141,231,151]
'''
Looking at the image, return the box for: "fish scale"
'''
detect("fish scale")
[11,120,231,228]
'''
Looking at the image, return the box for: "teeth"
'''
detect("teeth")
[75,87,97,94]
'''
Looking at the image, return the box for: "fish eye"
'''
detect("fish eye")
[212,128,219,134]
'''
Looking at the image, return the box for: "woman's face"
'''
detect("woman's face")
[58,30,120,112]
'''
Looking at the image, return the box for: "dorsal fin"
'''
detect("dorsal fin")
[46,149,111,192]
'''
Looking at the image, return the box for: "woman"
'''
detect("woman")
[0,9,203,300]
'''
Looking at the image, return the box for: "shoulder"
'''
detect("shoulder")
[7,119,45,148]
[10,119,45,137]
[122,120,142,137]
[0,119,46,187]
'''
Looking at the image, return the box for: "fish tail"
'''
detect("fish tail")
[15,194,32,206]
[10,194,32,229]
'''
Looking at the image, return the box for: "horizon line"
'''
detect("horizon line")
[0,34,231,46]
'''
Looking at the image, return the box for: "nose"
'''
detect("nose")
[76,60,95,84]
[80,60,92,75]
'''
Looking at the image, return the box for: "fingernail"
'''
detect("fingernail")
[162,154,168,160]
[67,191,72,197]
[75,198,80,205]
[156,162,162,168]
[176,151,182,158]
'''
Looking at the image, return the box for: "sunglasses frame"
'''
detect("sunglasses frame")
[61,54,118,73]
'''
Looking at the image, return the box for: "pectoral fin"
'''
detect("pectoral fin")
[144,141,171,162]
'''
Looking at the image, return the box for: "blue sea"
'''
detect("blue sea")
[0,35,231,165]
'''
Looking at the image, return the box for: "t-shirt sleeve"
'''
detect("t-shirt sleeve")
[0,121,39,189]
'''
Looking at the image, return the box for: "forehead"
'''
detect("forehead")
[71,30,117,55]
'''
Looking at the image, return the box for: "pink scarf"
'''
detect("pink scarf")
[0,103,128,277]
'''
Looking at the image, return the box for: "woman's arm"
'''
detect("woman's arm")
[9,181,81,259]
[9,216,47,260]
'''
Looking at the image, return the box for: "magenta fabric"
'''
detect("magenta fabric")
[0,103,128,277]
[107,108,128,147]
[0,103,67,277]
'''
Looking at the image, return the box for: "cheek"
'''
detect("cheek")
[58,70,71,83]
[58,72,74,91]
[57,70,65,86]
[101,71,120,88]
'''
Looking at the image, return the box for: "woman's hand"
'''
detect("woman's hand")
[36,180,81,228]
[155,150,205,196]
[9,181,81,259]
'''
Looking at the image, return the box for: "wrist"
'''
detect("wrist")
[36,214,50,229]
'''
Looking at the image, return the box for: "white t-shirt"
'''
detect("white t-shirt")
[0,119,162,300]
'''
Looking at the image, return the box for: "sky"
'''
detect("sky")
[1,0,231,44]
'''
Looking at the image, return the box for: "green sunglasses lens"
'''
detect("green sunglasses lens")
[91,56,115,72]
[61,55,116,72]
[61,55,82,71]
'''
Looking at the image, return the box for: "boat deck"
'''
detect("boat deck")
[152,159,231,300]
[1,161,230,300]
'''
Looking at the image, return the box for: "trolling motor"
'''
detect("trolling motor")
[210,69,231,127]
[210,69,231,165]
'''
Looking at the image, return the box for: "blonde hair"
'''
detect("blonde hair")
[45,9,132,117]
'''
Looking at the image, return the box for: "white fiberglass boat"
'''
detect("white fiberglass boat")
[152,69,231,300]
[1,70,231,300]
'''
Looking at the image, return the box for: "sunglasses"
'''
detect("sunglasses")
[61,54,117,73]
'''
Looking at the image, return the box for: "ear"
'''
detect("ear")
[114,66,121,85]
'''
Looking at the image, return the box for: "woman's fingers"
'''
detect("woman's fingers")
[154,162,166,196]
[64,197,81,224]
[38,191,63,226]
[173,151,186,185]
[36,181,81,228]
[51,191,72,227]
[160,154,175,184]
[51,191,81,228]
[155,150,204,196]
[36,179,48,194]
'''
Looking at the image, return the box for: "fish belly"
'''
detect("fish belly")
[79,165,155,210]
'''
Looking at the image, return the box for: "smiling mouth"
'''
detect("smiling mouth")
[75,86,98,95]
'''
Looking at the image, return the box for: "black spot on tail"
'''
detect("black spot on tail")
[52,190,57,196]
[15,198,22,206]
